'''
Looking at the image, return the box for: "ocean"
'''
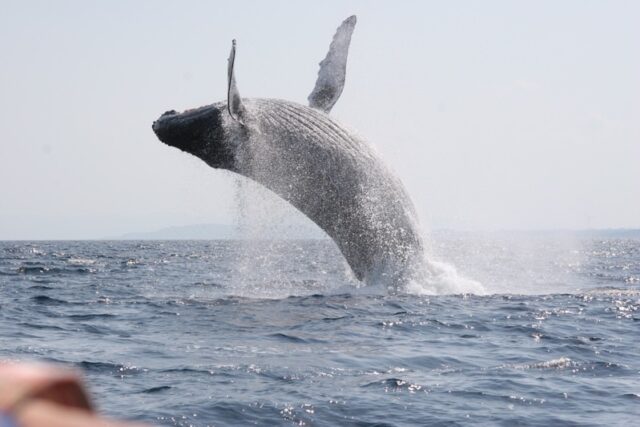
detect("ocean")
[1,233,638,426]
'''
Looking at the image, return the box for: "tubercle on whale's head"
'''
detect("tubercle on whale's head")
[152,103,237,171]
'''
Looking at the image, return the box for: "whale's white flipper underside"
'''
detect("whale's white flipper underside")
[308,15,357,113]
[227,39,245,123]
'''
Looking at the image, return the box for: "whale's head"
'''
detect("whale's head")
[152,104,237,170]
[153,39,250,171]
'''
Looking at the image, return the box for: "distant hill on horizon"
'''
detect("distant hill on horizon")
[115,223,640,241]
[117,223,327,240]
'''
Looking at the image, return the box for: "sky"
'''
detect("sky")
[0,0,638,239]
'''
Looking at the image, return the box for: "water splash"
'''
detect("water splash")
[229,174,484,296]
[404,258,486,295]
[229,174,358,298]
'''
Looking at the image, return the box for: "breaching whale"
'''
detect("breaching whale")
[152,16,426,286]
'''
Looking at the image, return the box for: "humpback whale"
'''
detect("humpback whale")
[152,16,426,286]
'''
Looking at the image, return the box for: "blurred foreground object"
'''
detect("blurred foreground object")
[0,362,147,427]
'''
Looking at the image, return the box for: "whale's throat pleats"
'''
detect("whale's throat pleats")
[231,99,425,282]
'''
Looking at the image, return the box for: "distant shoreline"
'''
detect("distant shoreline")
[1,227,639,242]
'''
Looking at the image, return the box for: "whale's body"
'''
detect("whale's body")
[230,98,424,283]
[153,16,426,285]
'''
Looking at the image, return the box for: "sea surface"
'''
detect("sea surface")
[1,233,639,426]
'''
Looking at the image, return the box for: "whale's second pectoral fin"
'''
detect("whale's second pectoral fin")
[227,39,245,124]
[308,15,357,113]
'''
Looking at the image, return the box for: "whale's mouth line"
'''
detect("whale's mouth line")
[152,105,216,134]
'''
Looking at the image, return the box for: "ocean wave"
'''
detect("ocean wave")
[30,295,69,305]
[78,361,143,376]
[17,265,95,275]
[18,322,67,331]
[361,377,425,393]
[510,356,576,370]
[66,313,117,321]
[139,385,172,394]
[0,270,18,276]
[67,257,96,264]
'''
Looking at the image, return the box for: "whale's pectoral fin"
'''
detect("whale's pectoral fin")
[308,15,357,113]
[227,39,245,124]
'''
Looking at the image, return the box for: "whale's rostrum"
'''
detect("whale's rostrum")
[152,16,428,287]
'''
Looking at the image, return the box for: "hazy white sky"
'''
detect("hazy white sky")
[1,1,638,239]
